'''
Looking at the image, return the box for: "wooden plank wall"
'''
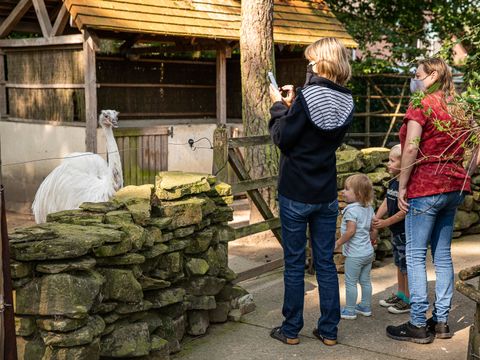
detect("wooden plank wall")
[5,47,85,121]
[96,57,216,120]
[114,127,169,186]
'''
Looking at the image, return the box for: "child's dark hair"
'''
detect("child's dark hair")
[345,174,374,207]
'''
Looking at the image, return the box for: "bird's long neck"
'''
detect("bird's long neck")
[103,126,123,190]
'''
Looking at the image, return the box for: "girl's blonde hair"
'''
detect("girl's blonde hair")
[345,174,374,207]
[418,58,456,97]
[304,37,351,86]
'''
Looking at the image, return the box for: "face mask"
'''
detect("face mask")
[304,61,315,86]
[410,75,429,93]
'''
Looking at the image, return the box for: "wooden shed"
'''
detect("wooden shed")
[0,0,356,212]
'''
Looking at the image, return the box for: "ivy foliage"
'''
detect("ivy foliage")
[329,0,479,83]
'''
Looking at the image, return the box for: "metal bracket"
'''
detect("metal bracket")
[0,295,12,313]
[168,126,174,138]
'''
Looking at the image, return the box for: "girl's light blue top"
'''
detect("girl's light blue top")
[341,202,375,257]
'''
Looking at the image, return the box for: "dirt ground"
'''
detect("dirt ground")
[5,211,35,230]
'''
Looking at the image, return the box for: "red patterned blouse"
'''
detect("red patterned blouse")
[399,91,471,199]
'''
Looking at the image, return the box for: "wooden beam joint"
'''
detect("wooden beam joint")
[51,3,69,37]
[0,0,33,38]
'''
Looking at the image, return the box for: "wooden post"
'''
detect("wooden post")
[0,51,6,117]
[83,30,98,153]
[212,125,228,182]
[0,123,3,360]
[382,80,407,147]
[0,185,17,360]
[32,0,53,38]
[50,3,69,37]
[216,46,227,125]
[365,81,371,147]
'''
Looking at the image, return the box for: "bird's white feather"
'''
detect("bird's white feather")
[32,111,122,224]
[32,153,116,223]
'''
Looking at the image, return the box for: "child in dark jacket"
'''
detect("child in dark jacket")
[373,145,410,314]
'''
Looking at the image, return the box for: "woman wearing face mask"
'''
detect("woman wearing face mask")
[386,58,470,344]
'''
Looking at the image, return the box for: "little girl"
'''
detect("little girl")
[335,174,375,320]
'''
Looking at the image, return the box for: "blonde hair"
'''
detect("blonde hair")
[304,37,351,86]
[345,174,374,207]
[390,144,401,158]
[418,58,456,97]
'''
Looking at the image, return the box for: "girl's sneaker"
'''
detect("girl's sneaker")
[340,307,357,320]
[355,304,372,317]
[379,294,401,307]
[388,299,411,314]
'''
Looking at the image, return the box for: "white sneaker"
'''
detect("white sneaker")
[379,294,401,308]
[387,300,411,314]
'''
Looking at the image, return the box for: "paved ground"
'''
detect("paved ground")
[175,235,479,360]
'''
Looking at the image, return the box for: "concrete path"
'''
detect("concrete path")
[174,235,480,360]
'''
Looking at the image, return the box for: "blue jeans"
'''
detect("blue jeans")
[344,254,374,310]
[278,194,340,340]
[406,191,464,327]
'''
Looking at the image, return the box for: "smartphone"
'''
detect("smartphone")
[267,71,278,89]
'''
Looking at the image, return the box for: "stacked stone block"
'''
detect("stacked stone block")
[10,171,255,360]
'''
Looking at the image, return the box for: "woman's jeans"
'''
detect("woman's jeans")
[406,191,464,327]
[344,254,375,310]
[278,194,340,340]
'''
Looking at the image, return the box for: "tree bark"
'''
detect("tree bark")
[240,0,280,223]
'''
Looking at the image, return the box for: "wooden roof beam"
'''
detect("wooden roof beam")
[0,17,41,34]
[0,0,33,38]
[51,3,69,36]
[32,0,53,37]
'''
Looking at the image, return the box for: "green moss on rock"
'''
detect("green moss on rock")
[15,316,36,336]
[98,268,143,303]
[100,322,151,357]
[154,171,214,200]
[15,271,104,317]
[36,316,88,332]
[40,315,105,347]
[36,257,96,274]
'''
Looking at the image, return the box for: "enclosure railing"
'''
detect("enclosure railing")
[456,264,480,359]
[213,126,283,282]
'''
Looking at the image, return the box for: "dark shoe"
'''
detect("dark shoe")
[386,322,434,344]
[426,318,453,339]
[270,326,299,345]
[379,294,401,308]
[387,299,411,314]
[312,328,337,346]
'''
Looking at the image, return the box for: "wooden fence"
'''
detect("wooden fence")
[213,126,284,282]
[347,73,410,148]
[456,264,480,359]
[114,126,169,186]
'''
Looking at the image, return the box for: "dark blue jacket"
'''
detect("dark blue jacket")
[269,76,354,203]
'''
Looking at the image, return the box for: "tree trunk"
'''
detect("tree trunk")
[240,0,280,224]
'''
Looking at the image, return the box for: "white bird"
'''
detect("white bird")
[32,110,123,223]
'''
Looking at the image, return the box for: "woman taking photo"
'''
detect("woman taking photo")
[387,58,470,344]
[268,37,354,346]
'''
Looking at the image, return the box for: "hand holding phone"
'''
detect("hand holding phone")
[267,71,278,89]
